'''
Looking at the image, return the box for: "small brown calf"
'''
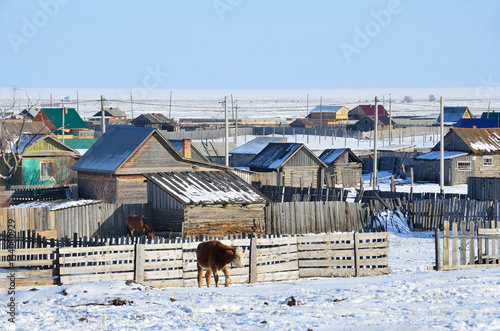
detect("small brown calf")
[196,240,245,288]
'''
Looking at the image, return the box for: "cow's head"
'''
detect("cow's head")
[230,247,245,268]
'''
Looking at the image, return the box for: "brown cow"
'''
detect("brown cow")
[126,215,155,239]
[196,240,245,288]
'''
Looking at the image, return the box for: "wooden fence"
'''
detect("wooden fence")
[411,199,499,231]
[0,202,151,237]
[432,221,499,271]
[468,177,500,201]
[0,232,390,288]
[265,201,369,234]
[258,185,346,202]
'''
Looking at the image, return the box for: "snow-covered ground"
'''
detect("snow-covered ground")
[2,221,499,330]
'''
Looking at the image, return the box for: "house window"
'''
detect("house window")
[457,161,471,171]
[483,155,493,166]
[39,160,55,181]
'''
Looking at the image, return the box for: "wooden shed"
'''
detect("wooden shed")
[71,126,225,203]
[247,143,326,188]
[414,127,500,185]
[318,148,362,187]
[307,106,349,125]
[229,136,287,167]
[144,171,271,237]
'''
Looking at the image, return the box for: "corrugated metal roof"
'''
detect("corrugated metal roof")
[357,105,389,117]
[230,136,287,155]
[309,106,344,113]
[480,112,500,119]
[144,171,269,205]
[71,126,156,173]
[41,108,87,129]
[454,118,499,128]
[452,128,500,153]
[247,143,318,170]
[415,151,468,160]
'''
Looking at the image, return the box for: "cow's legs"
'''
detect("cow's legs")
[205,269,212,287]
[221,266,230,287]
[212,268,219,287]
[197,264,203,288]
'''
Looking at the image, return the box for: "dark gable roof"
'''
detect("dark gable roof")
[319,148,362,165]
[247,143,325,171]
[448,128,500,154]
[92,107,127,118]
[144,171,271,205]
[71,126,181,173]
[132,113,170,124]
[436,106,470,123]
[230,136,287,155]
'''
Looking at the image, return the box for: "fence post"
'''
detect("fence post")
[434,228,441,271]
[135,244,145,284]
[353,233,359,277]
[249,235,257,283]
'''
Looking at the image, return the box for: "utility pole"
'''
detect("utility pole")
[76,90,79,113]
[224,96,229,167]
[440,96,444,195]
[235,102,238,145]
[101,95,106,134]
[130,92,134,119]
[306,93,309,117]
[319,97,323,144]
[389,94,392,144]
[61,100,65,144]
[169,90,172,120]
[50,93,53,108]
[373,96,379,191]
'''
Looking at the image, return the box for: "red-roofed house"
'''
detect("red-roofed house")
[349,104,389,120]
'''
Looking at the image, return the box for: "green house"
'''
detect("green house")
[1,134,81,186]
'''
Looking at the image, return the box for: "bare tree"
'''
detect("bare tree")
[403,96,413,103]
[0,90,46,190]
[428,94,436,102]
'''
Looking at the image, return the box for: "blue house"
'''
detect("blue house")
[434,107,473,126]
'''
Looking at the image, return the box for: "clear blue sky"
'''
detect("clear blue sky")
[1,0,499,89]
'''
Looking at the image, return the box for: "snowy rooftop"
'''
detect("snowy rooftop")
[230,136,287,155]
[144,171,269,205]
[414,151,468,160]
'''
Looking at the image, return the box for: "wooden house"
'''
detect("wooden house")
[349,104,389,120]
[33,107,94,139]
[92,107,127,123]
[454,118,499,129]
[433,106,473,126]
[131,113,177,131]
[230,136,287,167]
[71,126,226,203]
[318,148,362,187]
[307,106,349,125]
[247,143,326,188]
[414,128,500,185]
[290,118,314,128]
[144,171,271,237]
[0,133,80,186]
[352,115,395,132]
[168,139,210,163]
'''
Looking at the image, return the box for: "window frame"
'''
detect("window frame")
[39,160,55,181]
[483,155,493,167]
[457,161,471,171]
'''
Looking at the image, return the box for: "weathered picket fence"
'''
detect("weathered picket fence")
[412,199,499,230]
[0,232,390,289]
[265,201,369,234]
[432,220,500,271]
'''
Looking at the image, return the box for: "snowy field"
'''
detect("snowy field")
[2,222,500,330]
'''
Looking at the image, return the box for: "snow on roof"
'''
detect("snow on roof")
[318,148,348,165]
[144,171,269,205]
[452,128,500,153]
[309,105,345,113]
[9,199,101,210]
[415,151,468,160]
[247,143,303,170]
[230,136,287,155]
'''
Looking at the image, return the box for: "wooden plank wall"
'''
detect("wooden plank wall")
[468,177,500,201]
[0,203,151,237]
[265,201,368,234]
[412,199,499,231]
[0,232,390,288]
[432,220,500,271]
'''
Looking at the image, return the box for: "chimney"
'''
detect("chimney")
[182,139,191,158]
